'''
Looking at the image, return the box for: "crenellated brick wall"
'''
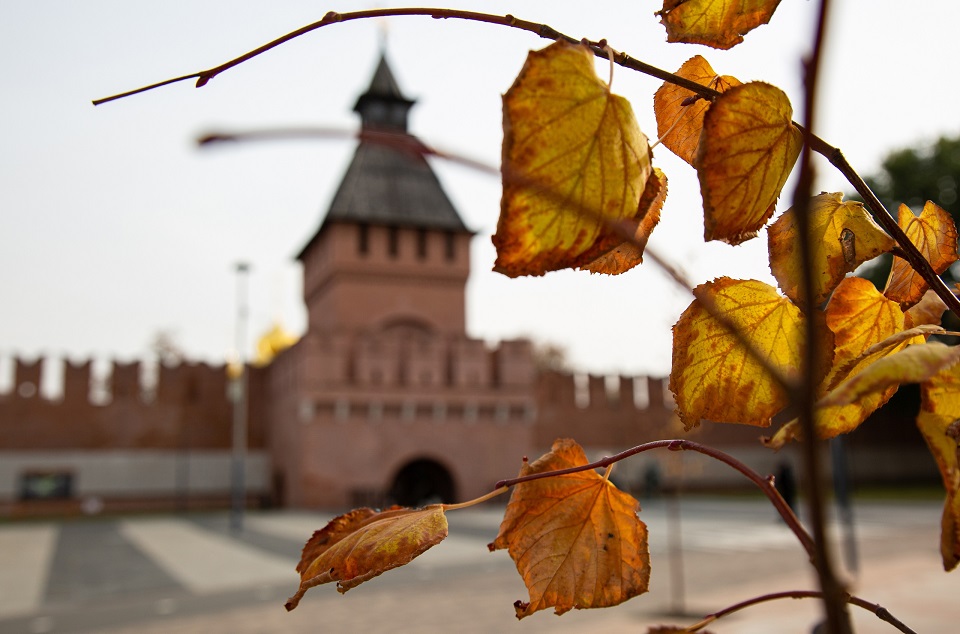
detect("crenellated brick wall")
[0,357,265,451]
[0,340,939,515]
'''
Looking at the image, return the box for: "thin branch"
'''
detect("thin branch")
[494,439,816,559]
[201,126,795,396]
[684,590,917,634]
[95,7,960,324]
[847,596,919,634]
[441,486,507,511]
[790,0,851,632]
[494,441,917,634]
[93,8,717,106]
[812,135,960,317]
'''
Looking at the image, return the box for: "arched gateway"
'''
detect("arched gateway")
[389,458,456,507]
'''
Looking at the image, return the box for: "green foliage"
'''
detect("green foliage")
[871,136,960,216]
[858,134,960,291]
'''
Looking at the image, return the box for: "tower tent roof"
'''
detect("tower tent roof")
[321,139,468,230]
[359,55,408,102]
[297,54,469,260]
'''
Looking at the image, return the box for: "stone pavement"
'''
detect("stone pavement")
[0,498,957,633]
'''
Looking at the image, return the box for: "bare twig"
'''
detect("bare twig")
[683,590,917,634]
[96,7,960,323]
[494,439,918,633]
[92,8,716,106]
[789,1,852,632]
[809,133,960,317]
[200,126,796,396]
[494,439,816,559]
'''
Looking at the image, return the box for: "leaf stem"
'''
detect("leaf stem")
[440,486,508,511]
[683,590,917,634]
[494,439,816,559]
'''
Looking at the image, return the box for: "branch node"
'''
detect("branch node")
[539,25,561,41]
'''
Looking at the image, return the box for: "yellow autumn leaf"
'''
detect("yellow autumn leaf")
[904,290,948,329]
[765,279,926,448]
[853,325,945,363]
[885,201,959,307]
[669,278,805,429]
[493,40,652,277]
[696,82,802,245]
[285,505,448,610]
[819,343,960,408]
[823,325,936,408]
[818,280,936,423]
[918,365,960,571]
[768,192,895,306]
[653,56,741,166]
[825,277,905,366]
[657,0,783,50]
[766,326,939,449]
[490,438,650,618]
[581,169,667,275]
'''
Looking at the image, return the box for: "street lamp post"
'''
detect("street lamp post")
[230,262,250,533]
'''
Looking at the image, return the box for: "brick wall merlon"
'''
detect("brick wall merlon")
[618,376,634,408]
[588,375,610,408]
[156,361,228,406]
[62,360,92,403]
[647,377,668,410]
[111,361,141,401]
[14,358,42,397]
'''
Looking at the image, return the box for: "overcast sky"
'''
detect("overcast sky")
[2,1,959,390]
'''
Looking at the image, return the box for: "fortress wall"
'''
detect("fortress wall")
[0,356,263,451]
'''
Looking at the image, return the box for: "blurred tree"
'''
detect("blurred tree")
[532,342,570,372]
[151,330,186,365]
[855,134,960,290]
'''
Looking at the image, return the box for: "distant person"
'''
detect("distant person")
[643,464,661,499]
[775,462,798,515]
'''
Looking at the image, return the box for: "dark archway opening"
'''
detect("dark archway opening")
[389,459,456,507]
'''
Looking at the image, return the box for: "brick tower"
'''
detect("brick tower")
[297,55,473,337]
[264,55,537,508]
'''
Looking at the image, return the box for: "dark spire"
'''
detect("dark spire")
[296,54,469,260]
[352,55,415,132]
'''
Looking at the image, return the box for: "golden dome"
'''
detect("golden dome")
[254,322,299,366]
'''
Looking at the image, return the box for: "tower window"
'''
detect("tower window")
[417,228,428,260]
[358,224,369,255]
[388,226,399,258]
[445,231,456,261]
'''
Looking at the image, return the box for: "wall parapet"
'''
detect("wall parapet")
[1,355,232,407]
[0,355,264,451]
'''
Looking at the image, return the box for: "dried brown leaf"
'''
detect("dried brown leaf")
[285,505,448,610]
[490,438,650,618]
